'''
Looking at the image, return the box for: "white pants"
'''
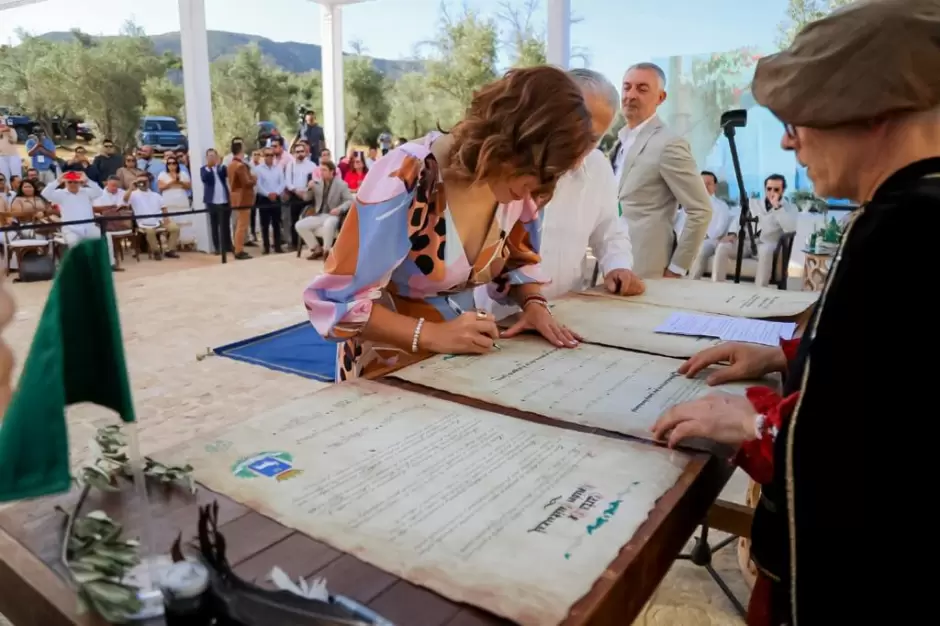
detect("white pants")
[690,239,719,280]
[712,240,777,287]
[295,214,340,252]
[0,155,22,182]
[63,224,115,267]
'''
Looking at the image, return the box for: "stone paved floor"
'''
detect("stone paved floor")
[0,252,751,625]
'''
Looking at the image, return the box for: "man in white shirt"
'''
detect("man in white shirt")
[91,176,132,271]
[94,176,126,210]
[125,172,180,260]
[688,170,733,279]
[254,148,287,254]
[712,173,798,287]
[475,68,643,322]
[283,142,318,249]
[41,171,118,270]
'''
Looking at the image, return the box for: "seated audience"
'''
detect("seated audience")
[295,160,353,260]
[688,170,733,279]
[116,153,142,190]
[126,172,180,260]
[342,153,368,193]
[40,171,118,270]
[712,174,797,287]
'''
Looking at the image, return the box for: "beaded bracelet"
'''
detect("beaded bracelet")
[521,294,548,309]
[411,318,425,353]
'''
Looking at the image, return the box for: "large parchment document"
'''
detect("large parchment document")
[581,278,818,318]
[548,295,721,358]
[392,337,750,443]
[161,381,690,625]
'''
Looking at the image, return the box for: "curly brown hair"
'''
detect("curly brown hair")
[445,65,594,203]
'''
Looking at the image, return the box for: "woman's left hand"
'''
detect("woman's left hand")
[651,392,758,448]
[501,302,581,348]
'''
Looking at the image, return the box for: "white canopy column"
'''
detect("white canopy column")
[546,0,571,69]
[313,0,368,159]
[178,0,214,252]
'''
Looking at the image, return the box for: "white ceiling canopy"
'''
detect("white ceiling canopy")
[0,0,48,11]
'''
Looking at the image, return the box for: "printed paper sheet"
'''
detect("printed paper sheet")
[160,380,690,625]
[581,278,819,318]
[547,295,721,358]
[392,337,750,443]
[654,312,796,347]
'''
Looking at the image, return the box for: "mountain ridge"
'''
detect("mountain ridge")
[37,29,423,79]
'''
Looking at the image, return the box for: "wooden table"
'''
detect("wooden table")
[0,366,735,626]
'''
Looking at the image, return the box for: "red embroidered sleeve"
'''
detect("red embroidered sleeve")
[734,387,800,484]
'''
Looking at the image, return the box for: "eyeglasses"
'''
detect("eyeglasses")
[782,122,797,139]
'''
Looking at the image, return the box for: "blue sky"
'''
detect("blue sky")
[0,0,789,87]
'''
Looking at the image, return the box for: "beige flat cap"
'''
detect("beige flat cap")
[753,0,940,128]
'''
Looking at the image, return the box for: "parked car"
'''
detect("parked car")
[50,116,93,141]
[0,106,36,141]
[137,116,188,152]
[0,107,93,142]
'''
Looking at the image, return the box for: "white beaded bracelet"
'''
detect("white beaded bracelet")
[411,317,425,353]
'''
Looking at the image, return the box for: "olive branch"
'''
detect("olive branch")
[54,425,195,622]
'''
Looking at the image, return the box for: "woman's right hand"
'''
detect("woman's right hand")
[678,341,788,386]
[421,312,500,355]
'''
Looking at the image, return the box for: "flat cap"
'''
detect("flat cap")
[752,0,940,128]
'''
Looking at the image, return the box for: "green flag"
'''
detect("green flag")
[0,238,135,502]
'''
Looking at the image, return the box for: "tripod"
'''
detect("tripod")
[721,111,759,284]
[676,521,747,617]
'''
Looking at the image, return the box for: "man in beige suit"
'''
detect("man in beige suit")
[294,160,354,259]
[611,63,712,278]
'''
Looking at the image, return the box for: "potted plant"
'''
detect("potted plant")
[791,190,829,213]
[812,217,843,253]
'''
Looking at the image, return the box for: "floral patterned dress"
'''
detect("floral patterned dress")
[303,132,548,381]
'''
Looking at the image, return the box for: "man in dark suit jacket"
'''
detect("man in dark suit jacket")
[200,148,232,254]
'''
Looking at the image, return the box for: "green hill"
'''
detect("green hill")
[38,30,422,79]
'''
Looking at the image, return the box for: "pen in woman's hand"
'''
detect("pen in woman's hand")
[444,296,501,350]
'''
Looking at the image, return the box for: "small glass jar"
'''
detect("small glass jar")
[161,561,211,626]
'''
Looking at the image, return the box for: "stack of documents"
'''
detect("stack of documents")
[654,312,795,347]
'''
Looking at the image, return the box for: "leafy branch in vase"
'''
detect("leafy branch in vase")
[79,424,196,494]
[54,425,196,623]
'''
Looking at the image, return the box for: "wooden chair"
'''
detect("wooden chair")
[769,232,796,290]
[4,234,54,277]
[111,230,139,263]
[2,216,56,276]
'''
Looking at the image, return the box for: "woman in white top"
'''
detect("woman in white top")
[157,155,193,244]
[0,123,22,184]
